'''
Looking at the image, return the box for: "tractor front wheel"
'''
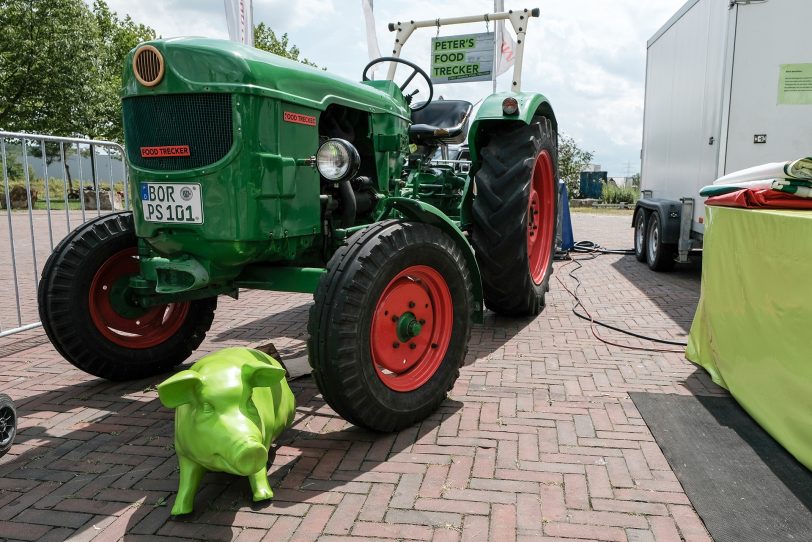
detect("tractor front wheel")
[38,212,217,380]
[308,221,472,432]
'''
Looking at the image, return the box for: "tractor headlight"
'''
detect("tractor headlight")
[316,139,360,181]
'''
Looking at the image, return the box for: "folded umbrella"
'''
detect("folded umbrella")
[713,157,812,185]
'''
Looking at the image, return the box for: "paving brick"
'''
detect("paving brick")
[461,514,489,542]
[414,497,489,515]
[668,504,712,541]
[0,521,52,541]
[648,515,682,542]
[490,503,516,542]
[544,521,627,542]
[563,473,589,510]
[322,494,366,535]
[357,482,394,522]
[0,213,713,541]
[385,508,463,529]
[352,521,433,541]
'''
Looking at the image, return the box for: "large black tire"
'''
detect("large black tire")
[0,394,16,458]
[646,211,676,272]
[308,220,472,432]
[634,209,648,263]
[471,117,559,316]
[38,212,217,380]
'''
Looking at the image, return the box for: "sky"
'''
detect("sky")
[99,0,688,177]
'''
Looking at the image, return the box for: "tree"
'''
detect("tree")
[558,134,595,197]
[0,0,102,136]
[630,172,641,189]
[92,0,155,142]
[0,0,154,143]
[1,0,154,191]
[253,22,319,68]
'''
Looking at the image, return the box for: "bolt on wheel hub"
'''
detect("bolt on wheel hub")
[88,247,190,349]
[370,265,453,392]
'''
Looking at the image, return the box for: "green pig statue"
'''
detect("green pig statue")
[157,347,296,515]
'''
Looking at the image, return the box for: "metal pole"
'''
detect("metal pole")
[77,142,86,224]
[60,142,71,232]
[40,139,54,251]
[387,8,538,91]
[1,138,23,328]
[493,0,499,95]
[21,138,40,291]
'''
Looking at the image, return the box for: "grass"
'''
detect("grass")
[601,184,639,204]
[570,206,634,216]
[32,200,84,211]
[1,177,126,210]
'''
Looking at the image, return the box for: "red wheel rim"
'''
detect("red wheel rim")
[527,150,556,284]
[88,248,190,349]
[369,265,453,392]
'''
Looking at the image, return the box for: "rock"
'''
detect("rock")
[4,185,38,210]
[84,189,123,211]
[569,198,600,208]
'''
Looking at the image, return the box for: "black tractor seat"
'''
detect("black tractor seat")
[409,99,473,145]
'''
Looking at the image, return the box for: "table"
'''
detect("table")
[687,205,812,470]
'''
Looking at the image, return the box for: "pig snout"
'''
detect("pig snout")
[231,439,268,476]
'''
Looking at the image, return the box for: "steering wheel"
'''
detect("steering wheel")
[362,57,434,111]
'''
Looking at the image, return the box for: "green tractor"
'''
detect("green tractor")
[38,8,559,431]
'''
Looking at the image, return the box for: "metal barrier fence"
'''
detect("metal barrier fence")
[0,131,129,337]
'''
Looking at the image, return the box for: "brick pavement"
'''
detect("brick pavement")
[0,211,722,541]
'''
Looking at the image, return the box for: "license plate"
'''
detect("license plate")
[140,183,203,224]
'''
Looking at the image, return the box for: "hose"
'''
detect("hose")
[555,249,689,353]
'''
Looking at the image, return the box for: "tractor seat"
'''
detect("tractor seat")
[409,100,473,145]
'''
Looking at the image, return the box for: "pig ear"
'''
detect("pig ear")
[157,370,202,409]
[243,364,286,389]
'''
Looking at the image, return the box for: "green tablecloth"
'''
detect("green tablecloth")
[687,206,812,470]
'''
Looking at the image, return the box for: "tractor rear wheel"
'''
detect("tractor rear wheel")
[472,117,559,316]
[0,394,16,458]
[308,220,472,432]
[38,212,217,380]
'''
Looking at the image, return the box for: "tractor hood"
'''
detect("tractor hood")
[122,37,409,119]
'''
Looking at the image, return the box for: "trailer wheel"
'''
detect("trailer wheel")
[0,394,16,458]
[38,212,217,380]
[646,211,676,272]
[308,220,472,432]
[471,117,559,316]
[634,209,648,262]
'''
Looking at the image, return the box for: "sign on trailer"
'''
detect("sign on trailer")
[430,32,494,84]
[778,64,812,105]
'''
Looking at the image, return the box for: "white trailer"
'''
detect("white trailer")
[635,0,812,271]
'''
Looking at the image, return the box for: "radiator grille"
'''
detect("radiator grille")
[123,93,234,171]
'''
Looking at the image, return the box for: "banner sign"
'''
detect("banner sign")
[430,32,494,84]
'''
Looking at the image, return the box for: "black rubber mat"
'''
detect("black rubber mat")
[629,393,812,542]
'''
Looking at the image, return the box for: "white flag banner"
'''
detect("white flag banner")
[224,0,254,46]
[361,0,382,74]
[494,0,515,77]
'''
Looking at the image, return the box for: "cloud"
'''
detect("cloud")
[95,0,686,176]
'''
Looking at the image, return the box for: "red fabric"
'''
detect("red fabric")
[705,188,812,210]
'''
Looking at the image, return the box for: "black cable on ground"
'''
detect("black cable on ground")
[571,240,635,255]
[556,242,689,351]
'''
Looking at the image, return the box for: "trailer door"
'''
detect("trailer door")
[724,0,812,174]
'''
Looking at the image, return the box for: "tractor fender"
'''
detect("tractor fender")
[468,91,558,164]
[382,197,484,324]
[460,91,557,230]
[634,198,682,244]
